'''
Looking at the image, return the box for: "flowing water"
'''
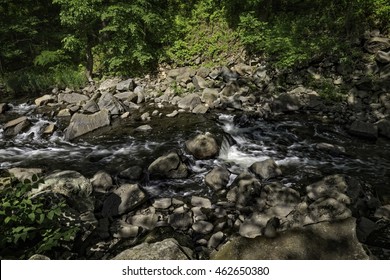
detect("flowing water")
[1,103,390,203]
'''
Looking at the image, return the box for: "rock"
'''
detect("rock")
[121,112,130,119]
[116,78,135,91]
[239,212,270,238]
[135,125,152,132]
[212,218,369,259]
[114,91,136,101]
[202,88,219,107]
[113,238,191,260]
[141,112,150,121]
[3,116,30,137]
[177,93,202,110]
[308,197,352,223]
[127,214,158,230]
[208,231,225,249]
[119,166,143,181]
[205,166,230,191]
[57,108,71,117]
[221,66,239,83]
[102,184,147,217]
[64,109,110,140]
[111,220,139,239]
[316,143,346,156]
[148,152,188,179]
[58,92,89,104]
[0,103,9,114]
[227,173,262,209]
[7,168,43,182]
[306,175,350,201]
[220,83,239,97]
[192,104,208,114]
[152,198,172,209]
[192,221,213,234]
[192,75,209,90]
[379,64,390,79]
[196,67,211,78]
[168,211,193,231]
[99,78,120,92]
[364,36,390,54]
[249,158,282,180]
[191,196,212,208]
[185,133,219,159]
[272,93,301,112]
[376,51,390,64]
[90,171,113,193]
[166,110,178,118]
[29,254,50,260]
[43,123,56,134]
[377,119,390,139]
[374,205,390,220]
[35,94,55,106]
[349,121,378,139]
[98,92,125,115]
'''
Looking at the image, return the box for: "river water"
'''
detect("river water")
[1,103,390,204]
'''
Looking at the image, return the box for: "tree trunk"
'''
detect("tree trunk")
[85,38,94,83]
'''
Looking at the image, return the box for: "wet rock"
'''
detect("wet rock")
[168,211,193,231]
[43,123,56,134]
[64,109,110,140]
[7,167,43,182]
[113,238,191,260]
[208,231,225,249]
[377,119,390,139]
[212,218,369,260]
[227,173,262,209]
[90,171,113,193]
[249,158,282,180]
[177,93,202,110]
[205,166,230,191]
[58,92,89,104]
[186,133,219,159]
[119,166,143,181]
[102,184,147,217]
[316,143,346,155]
[98,92,125,115]
[35,94,55,106]
[148,152,188,179]
[3,116,30,136]
[349,121,378,139]
[116,78,135,92]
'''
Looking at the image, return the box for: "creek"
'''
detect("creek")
[1,103,390,204]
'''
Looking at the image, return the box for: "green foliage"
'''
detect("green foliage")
[0,175,79,259]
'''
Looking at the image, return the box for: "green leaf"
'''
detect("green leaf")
[4,216,12,224]
[47,211,55,220]
[28,212,35,222]
[38,213,45,224]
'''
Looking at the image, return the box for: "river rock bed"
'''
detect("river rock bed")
[1,31,390,260]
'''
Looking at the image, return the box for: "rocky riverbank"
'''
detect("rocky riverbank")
[1,30,390,260]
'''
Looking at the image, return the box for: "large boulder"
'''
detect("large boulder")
[212,218,369,260]
[64,109,110,140]
[102,184,147,217]
[3,116,30,136]
[185,133,219,159]
[99,78,120,93]
[148,152,188,179]
[112,238,192,260]
[58,92,89,104]
[116,78,135,92]
[98,92,125,115]
[205,166,230,191]
[177,93,202,110]
[35,94,55,106]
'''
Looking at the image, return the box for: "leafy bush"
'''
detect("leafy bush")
[0,175,79,259]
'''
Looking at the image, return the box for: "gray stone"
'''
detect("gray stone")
[98,92,125,115]
[349,121,378,139]
[3,116,28,130]
[102,184,147,217]
[374,205,390,220]
[202,88,219,107]
[82,100,99,113]
[191,196,212,208]
[220,83,239,97]
[212,218,369,260]
[135,125,152,132]
[272,93,301,112]
[186,133,219,159]
[208,231,225,249]
[315,143,346,156]
[141,112,150,121]
[192,104,208,114]
[90,171,113,193]
[152,198,172,209]
[127,214,158,230]
[113,238,191,260]
[192,221,213,234]
[378,120,390,139]
[64,109,110,140]
[114,91,136,101]
[249,158,282,180]
[119,166,143,181]
[166,110,179,118]
[196,67,211,78]
[177,93,202,110]
[168,211,193,231]
[35,94,55,106]
[7,168,43,182]
[306,175,349,201]
[148,152,188,179]
[58,92,89,104]
[116,78,135,91]
[227,173,262,209]
[205,166,230,191]
[192,75,209,90]
[308,197,352,223]
[99,78,120,92]
[380,64,390,79]
[43,123,56,134]
[376,50,390,64]
[111,220,139,239]
[364,36,390,54]
[57,108,71,117]
[3,116,30,136]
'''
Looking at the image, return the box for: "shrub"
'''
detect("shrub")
[0,175,79,259]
